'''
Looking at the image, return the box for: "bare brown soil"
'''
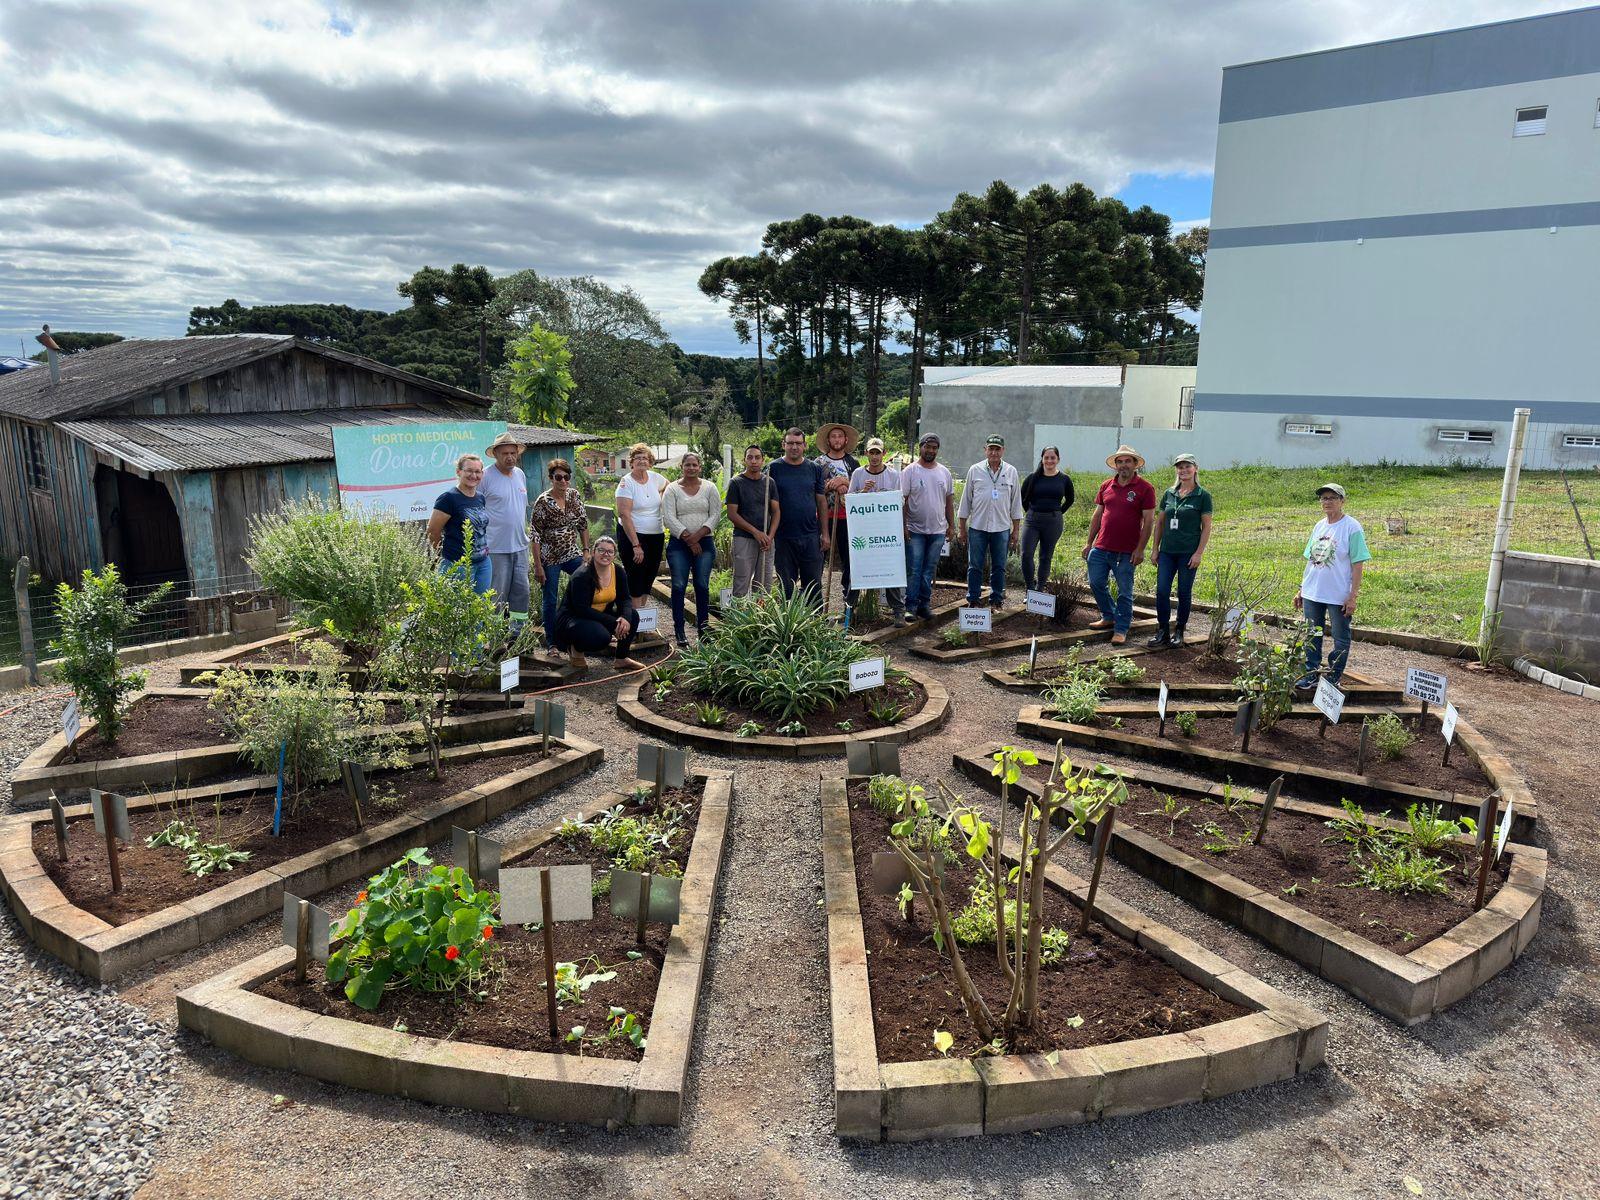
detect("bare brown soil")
[847,781,1246,1062]
[257,780,706,1060]
[1031,770,1510,953]
[67,697,233,762]
[1099,711,1492,795]
[909,601,1090,652]
[33,748,552,925]
[641,675,927,737]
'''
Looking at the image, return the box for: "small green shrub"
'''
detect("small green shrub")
[1108,657,1145,684]
[49,565,174,745]
[940,624,968,647]
[562,801,687,876]
[1175,710,1199,737]
[695,701,727,729]
[865,695,906,726]
[145,818,251,877]
[735,720,762,738]
[1366,712,1418,761]
[1232,625,1310,731]
[1356,845,1449,894]
[1043,662,1107,724]
[1400,802,1469,852]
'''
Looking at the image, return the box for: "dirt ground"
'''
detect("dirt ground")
[4,624,1598,1200]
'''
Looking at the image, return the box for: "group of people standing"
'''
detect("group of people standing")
[425,426,1372,688]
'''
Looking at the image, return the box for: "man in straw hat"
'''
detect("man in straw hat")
[813,420,861,612]
[1081,444,1156,645]
[480,431,533,632]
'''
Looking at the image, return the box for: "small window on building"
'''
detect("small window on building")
[1514,105,1548,136]
[23,425,50,491]
[1438,429,1494,444]
[1284,422,1333,437]
[1562,433,1600,449]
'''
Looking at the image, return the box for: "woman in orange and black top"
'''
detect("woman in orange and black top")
[548,536,642,672]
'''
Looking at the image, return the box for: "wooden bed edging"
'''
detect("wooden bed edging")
[1014,706,1537,839]
[909,611,1158,665]
[616,667,949,758]
[0,735,604,982]
[983,652,1402,702]
[820,777,1327,1141]
[953,746,1544,1026]
[175,772,732,1126]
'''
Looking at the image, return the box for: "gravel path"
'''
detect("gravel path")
[1,631,1595,1199]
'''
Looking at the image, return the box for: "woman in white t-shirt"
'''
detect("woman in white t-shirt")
[615,442,669,599]
[1293,482,1372,689]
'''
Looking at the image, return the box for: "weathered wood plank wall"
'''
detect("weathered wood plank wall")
[0,417,103,582]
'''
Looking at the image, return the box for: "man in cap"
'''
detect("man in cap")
[901,432,954,621]
[847,437,906,623]
[813,421,861,610]
[956,434,1023,609]
[479,431,532,631]
[1293,483,1371,689]
[1081,444,1156,645]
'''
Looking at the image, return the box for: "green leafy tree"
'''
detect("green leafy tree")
[398,263,499,394]
[28,331,123,361]
[502,324,575,426]
[49,565,173,744]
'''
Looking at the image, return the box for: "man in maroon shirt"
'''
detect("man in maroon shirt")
[1080,444,1156,644]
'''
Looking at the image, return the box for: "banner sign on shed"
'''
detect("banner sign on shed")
[843,492,906,589]
[332,420,502,520]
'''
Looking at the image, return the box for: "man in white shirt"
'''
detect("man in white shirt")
[955,434,1023,608]
[480,432,532,631]
[1293,482,1372,689]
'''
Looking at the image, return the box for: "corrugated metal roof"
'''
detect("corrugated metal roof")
[922,365,1124,389]
[57,407,588,474]
[0,334,491,422]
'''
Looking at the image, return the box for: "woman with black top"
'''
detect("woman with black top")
[1019,445,1074,591]
[548,537,643,672]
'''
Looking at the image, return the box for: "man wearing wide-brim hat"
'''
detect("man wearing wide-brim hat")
[1080,444,1156,645]
[480,430,533,632]
[813,421,862,610]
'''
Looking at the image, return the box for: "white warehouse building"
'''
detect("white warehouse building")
[1187,5,1600,468]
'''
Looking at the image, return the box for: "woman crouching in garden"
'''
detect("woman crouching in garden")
[548,536,643,672]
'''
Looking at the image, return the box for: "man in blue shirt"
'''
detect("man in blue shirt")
[767,427,830,603]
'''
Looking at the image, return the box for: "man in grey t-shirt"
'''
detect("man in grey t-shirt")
[480,432,532,629]
[724,444,779,596]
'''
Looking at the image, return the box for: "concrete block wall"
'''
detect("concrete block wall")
[1497,551,1600,683]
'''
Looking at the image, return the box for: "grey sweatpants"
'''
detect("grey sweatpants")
[489,549,531,622]
[731,536,775,596]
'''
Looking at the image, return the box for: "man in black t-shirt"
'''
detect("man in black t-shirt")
[725,444,780,596]
[768,427,829,602]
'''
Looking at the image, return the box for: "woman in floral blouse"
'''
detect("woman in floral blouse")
[530,458,591,637]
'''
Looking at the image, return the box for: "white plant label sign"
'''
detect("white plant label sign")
[61,698,80,747]
[1313,677,1345,724]
[720,587,734,610]
[1494,799,1514,862]
[498,657,519,692]
[635,606,659,634]
[1025,590,1056,618]
[1223,604,1247,634]
[849,657,886,693]
[1157,680,1169,721]
[959,606,992,633]
[1441,701,1459,745]
[1405,667,1448,706]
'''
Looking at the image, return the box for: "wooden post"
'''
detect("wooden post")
[1240,701,1256,756]
[1419,698,1429,724]
[1077,809,1115,935]
[653,755,664,803]
[1252,776,1285,845]
[49,791,68,861]
[1474,793,1500,911]
[635,870,652,945]
[293,898,311,983]
[466,831,480,887]
[14,559,37,687]
[105,826,122,894]
[541,708,551,756]
[1356,723,1370,776]
[539,868,559,1039]
[1319,714,1329,739]
[1157,711,1166,739]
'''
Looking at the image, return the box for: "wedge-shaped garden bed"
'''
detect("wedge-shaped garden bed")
[953,746,1543,1025]
[177,771,731,1126]
[985,642,1402,703]
[0,734,603,982]
[10,687,543,809]
[1016,705,1535,839]
[822,777,1326,1140]
[908,603,1157,664]
[618,667,948,758]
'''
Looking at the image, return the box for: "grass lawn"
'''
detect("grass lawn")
[1040,463,1599,639]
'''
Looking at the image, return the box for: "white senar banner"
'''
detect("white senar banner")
[843,492,907,589]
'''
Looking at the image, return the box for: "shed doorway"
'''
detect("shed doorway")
[94,466,188,588]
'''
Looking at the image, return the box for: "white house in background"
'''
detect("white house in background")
[1183,5,1600,469]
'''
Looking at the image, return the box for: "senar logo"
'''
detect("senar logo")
[851,535,866,550]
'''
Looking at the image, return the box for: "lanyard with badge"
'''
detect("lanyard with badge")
[986,466,1005,502]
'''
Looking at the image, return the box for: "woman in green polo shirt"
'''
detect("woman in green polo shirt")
[1148,452,1213,646]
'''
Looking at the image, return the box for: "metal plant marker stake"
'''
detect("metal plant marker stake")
[540,868,559,1039]
[1077,808,1115,935]
[636,871,652,945]
[1356,723,1370,776]
[293,898,312,984]
[1475,793,1501,912]
[1253,776,1285,845]
[49,792,68,862]
[104,821,121,894]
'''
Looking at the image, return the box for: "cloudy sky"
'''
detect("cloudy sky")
[0,0,1572,357]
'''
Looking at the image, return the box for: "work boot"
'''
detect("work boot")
[1172,626,1187,646]
[1147,628,1170,648]
[1110,632,1127,645]
[568,651,588,671]
[1089,618,1114,630]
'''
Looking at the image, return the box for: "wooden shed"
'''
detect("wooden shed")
[0,335,585,596]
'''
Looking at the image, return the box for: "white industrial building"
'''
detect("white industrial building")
[948,8,1600,471]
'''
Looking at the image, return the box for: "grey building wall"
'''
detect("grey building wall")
[1497,550,1600,682]
[918,384,1121,474]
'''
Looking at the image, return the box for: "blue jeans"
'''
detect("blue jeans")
[904,532,944,614]
[666,536,715,639]
[966,528,1010,606]
[440,556,493,595]
[1086,548,1135,634]
[538,555,582,636]
[1302,599,1353,682]
[1154,550,1197,633]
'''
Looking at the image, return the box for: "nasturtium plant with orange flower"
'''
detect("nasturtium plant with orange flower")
[326,848,500,1010]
